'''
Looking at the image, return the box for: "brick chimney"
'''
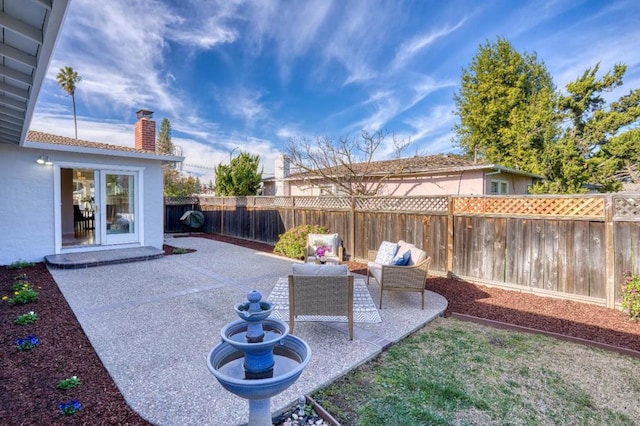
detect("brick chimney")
[134,109,156,151]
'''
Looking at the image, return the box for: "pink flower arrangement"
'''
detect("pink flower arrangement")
[315,246,326,257]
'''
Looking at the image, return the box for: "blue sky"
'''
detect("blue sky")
[32,0,640,182]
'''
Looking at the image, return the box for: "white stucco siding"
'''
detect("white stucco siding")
[0,144,165,265]
[0,145,56,264]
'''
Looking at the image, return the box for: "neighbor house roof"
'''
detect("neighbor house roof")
[285,154,543,180]
[24,130,184,163]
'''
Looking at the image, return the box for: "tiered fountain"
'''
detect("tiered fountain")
[208,290,311,426]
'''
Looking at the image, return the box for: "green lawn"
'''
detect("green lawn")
[313,318,640,425]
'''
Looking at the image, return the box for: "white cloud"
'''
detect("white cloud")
[392,18,466,71]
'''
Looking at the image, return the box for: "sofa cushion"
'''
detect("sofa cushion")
[374,241,399,265]
[308,233,340,257]
[397,240,427,266]
[391,249,411,266]
[292,263,348,276]
[367,261,382,283]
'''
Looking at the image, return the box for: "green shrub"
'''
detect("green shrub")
[273,224,329,259]
[621,270,640,320]
[5,283,39,305]
[15,311,38,325]
[8,260,34,270]
[57,376,81,390]
[173,247,187,255]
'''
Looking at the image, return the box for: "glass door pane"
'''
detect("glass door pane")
[103,172,138,244]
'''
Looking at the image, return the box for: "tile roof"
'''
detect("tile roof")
[289,154,505,178]
[26,130,171,157]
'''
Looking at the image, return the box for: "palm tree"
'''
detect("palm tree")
[56,66,82,139]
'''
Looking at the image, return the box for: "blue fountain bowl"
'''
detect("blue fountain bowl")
[207,335,312,401]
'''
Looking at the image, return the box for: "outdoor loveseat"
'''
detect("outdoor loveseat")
[367,240,431,310]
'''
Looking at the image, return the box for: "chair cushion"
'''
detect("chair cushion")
[374,241,399,265]
[367,262,382,283]
[292,263,348,276]
[397,240,427,266]
[308,233,340,257]
[391,250,411,266]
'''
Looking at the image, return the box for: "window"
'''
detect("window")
[490,179,509,195]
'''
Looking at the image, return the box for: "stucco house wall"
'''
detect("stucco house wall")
[0,143,165,265]
[263,155,542,197]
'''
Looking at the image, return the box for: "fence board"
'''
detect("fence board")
[543,220,559,292]
[589,222,606,299]
[557,221,572,294]
[529,220,545,289]
[573,222,590,296]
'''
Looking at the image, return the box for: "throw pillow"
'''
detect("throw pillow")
[391,250,411,266]
[374,241,399,265]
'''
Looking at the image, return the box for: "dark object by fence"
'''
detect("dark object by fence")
[180,210,205,229]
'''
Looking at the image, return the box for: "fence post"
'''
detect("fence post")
[604,195,615,308]
[447,196,455,277]
[221,197,225,235]
[350,196,356,260]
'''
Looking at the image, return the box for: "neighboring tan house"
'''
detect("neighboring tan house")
[263,154,543,196]
[0,111,183,264]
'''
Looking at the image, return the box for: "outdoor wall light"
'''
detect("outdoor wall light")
[37,155,53,165]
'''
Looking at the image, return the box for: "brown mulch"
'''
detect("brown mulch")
[1,233,639,424]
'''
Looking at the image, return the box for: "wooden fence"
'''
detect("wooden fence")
[165,194,640,309]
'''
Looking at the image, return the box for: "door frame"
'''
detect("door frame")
[53,161,145,254]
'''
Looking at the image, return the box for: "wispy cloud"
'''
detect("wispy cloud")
[392,19,466,71]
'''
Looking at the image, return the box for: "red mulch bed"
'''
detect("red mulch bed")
[2,234,639,424]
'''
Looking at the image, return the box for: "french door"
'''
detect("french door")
[58,167,140,249]
[101,170,139,245]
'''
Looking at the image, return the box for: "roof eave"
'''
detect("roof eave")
[23,141,184,163]
[20,1,71,146]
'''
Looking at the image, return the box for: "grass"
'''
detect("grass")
[313,318,640,425]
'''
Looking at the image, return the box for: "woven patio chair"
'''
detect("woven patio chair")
[288,272,354,340]
[303,233,344,264]
[367,240,431,310]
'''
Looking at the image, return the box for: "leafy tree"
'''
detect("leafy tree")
[156,118,174,154]
[454,37,558,175]
[163,169,202,197]
[56,66,82,139]
[214,151,263,196]
[286,129,408,195]
[532,64,640,193]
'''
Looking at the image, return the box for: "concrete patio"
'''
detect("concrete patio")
[48,236,447,425]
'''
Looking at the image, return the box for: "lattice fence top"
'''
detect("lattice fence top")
[164,197,199,205]
[355,196,448,213]
[614,196,640,220]
[293,197,352,210]
[454,196,605,218]
[165,194,640,219]
[253,197,294,208]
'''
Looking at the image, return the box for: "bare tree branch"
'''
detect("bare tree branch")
[286,130,409,195]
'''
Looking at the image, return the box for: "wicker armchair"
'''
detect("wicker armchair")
[303,233,344,264]
[367,245,431,310]
[288,272,354,340]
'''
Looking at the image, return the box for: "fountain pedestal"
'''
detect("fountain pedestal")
[208,290,311,426]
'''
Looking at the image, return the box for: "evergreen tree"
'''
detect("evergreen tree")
[533,64,640,193]
[156,118,174,154]
[214,151,263,196]
[454,37,558,174]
